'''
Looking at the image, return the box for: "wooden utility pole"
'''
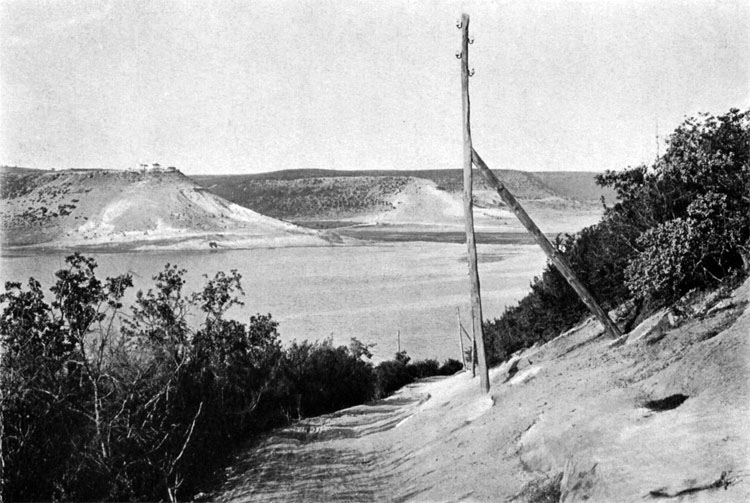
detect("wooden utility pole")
[459,13,490,393]
[471,150,622,339]
[456,308,467,369]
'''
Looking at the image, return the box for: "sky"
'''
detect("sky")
[1,0,747,175]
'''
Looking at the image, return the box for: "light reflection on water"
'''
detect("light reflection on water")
[0,243,545,362]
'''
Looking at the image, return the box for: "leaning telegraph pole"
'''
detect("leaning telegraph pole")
[458,13,490,393]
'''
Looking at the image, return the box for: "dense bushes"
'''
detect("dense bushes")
[280,339,377,418]
[485,109,749,365]
[374,351,463,396]
[0,256,462,502]
[613,110,749,301]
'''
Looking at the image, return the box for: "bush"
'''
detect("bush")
[280,339,376,418]
[2,257,463,501]
[484,108,749,366]
[626,192,749,301]
[0,258,359,501]
[375,360,413,397]
[407,358,440,379]
[437,358,464,375]
[625,218,696,301]
[616,110,749,302]
[374,352,463,397]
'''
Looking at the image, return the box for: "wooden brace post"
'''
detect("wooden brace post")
[471,149,622,339]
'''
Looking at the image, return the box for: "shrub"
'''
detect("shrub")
[407,358,440,379]
[618,110,750,303]
[625,218,696,301]
[437,358,464,375]
[626,192,749,301]
[374,352,463,397]
[1,254,134,501]
[0,258,384,501]
[484,108,749,366]
[3,256,464,501]
[280,339,376,418]
[375,359,412,397]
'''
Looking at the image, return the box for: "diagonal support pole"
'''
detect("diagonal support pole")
[471,149,622,339]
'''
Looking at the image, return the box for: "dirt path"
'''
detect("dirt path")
[216,390,431,502]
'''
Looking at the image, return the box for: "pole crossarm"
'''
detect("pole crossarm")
[471,149,623,339]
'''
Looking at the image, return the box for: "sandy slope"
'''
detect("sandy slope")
[346,177,602,235]
[1,170,335,250]
[213,279,750,502]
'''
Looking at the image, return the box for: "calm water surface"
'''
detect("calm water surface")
[0,243,546,362]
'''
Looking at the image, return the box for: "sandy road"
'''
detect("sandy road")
[212,279,750,503]
[215,389,433,502]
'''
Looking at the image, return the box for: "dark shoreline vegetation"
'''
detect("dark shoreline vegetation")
[0,229,556,256]
[334,229,549,245]
[1,109,748,502]
[0,255,461,502]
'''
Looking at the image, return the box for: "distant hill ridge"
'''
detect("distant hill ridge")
[193,169,615,222]
[0,168,330,249]
[1,167,613,243]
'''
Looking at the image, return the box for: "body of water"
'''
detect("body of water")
[0,242,546,362]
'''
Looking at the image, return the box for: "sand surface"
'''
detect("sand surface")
[212,279,750,502]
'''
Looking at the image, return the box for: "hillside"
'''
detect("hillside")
[194,175,413,221]
[193,170,615,218]
[194,169,614,202]
[0,165,48,175]
[212,278,750,502]
[533,171,617,205]
[0,169,334,250]
[193,169,611,235]
[0,167,612,249]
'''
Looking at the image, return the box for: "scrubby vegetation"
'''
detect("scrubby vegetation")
[374,351,463,397]
[193,176,409,220]
[485,109,749,365]
[192,169,610,222]
[0,255,460,502]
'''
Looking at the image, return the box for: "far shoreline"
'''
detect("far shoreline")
[0,228,559,256]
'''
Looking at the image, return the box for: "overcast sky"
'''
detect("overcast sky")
[1,0,747,175]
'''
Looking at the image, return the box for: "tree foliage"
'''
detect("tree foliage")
[485,108,749,364]
[1,256,461,502]
[607,109,749,300]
